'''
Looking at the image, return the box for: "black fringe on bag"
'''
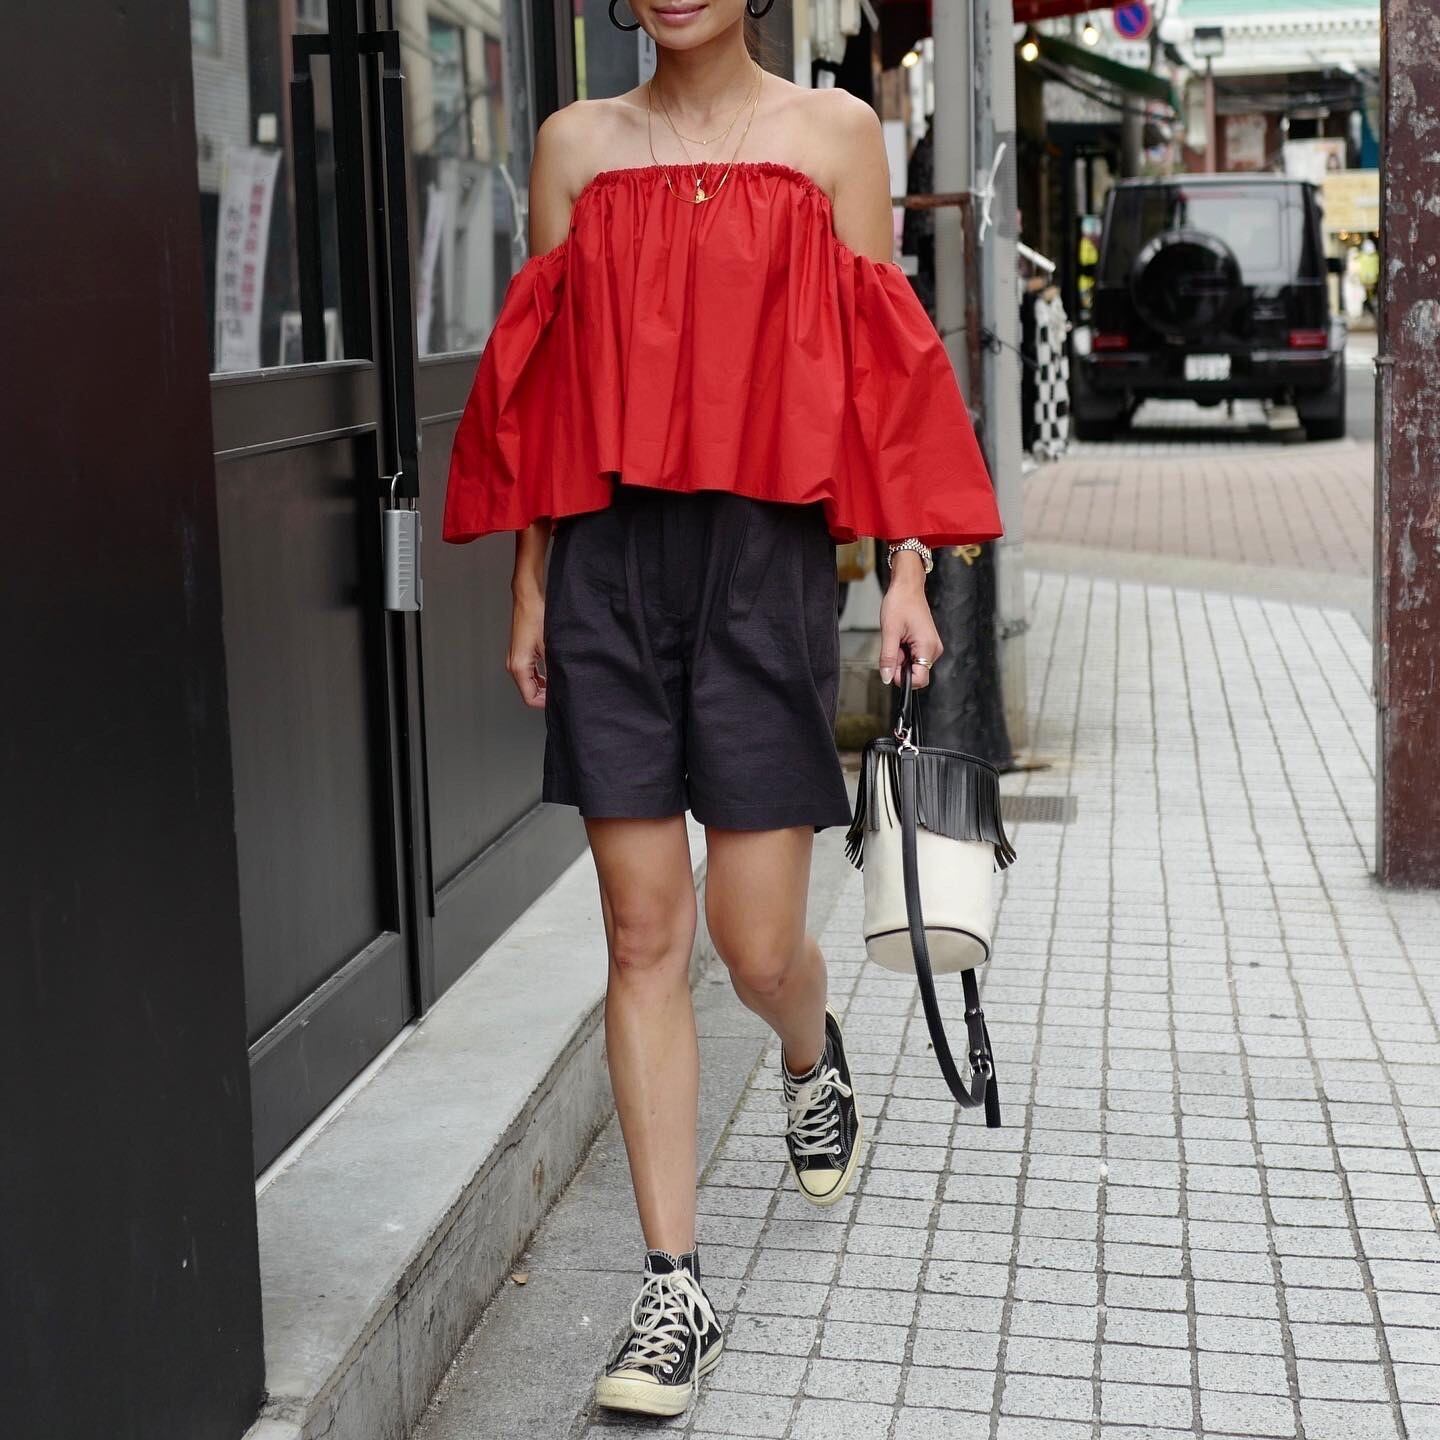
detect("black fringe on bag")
[844,739,1017,872]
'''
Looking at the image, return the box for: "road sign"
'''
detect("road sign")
[1112,0,1152,41]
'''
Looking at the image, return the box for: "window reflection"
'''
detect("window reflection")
[190,0,532,372]
[405,0,533,358]
[191,0,345,372]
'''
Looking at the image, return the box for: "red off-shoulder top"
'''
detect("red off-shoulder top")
[442,161,1001,549]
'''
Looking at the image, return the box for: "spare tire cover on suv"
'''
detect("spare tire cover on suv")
[1130,228,1243,340]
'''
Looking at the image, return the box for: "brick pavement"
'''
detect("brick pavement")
[422,569,1440,1440]
[1025,403,1372,577]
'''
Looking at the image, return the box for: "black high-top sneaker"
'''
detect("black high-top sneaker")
[783,1006,863,1207]
[593,1248,725,1416]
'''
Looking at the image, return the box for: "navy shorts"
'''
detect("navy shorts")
[542,484,853,831]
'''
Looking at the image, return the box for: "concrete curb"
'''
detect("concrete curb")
[245,820,715,1440]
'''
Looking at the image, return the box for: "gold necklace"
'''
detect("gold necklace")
[647,63,762,204]
[651,82,732,198]
[647,66,752,201]
[649,72,754,146]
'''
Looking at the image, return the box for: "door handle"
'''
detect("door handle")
[289,34,329,364]
[367,28,421,503]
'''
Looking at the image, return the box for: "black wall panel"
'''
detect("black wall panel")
[0,3,265,1436]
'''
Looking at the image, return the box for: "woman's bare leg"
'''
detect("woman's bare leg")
[703,826,827,1076]
[587,814,700,1256]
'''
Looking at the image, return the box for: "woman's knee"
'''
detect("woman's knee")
[607,903,694,982]
[708,904,808,999]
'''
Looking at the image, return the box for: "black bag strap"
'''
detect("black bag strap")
[896,666,1002,1127]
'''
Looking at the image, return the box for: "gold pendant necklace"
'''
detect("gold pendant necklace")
[647,63,763,206]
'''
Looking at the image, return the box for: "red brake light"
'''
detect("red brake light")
[1093,332,1129,351]
[1288,328,1327,350]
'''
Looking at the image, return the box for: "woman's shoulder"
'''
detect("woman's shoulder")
[534,95,649,200]
[763,81,882,201]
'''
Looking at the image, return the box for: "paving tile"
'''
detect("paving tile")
[1102,1306,1190,1348]
[1200,1391,1298,1437]
[1100,1380,1193,1428]
[824,1286,916,1328]
[727,1313,819,1357]
[1000,1371,1098,1423]
[804,1357,901,1404]
[911,1329,1001,1371]
[817,1319,906,1364]
[1297,1360,1392,1402]
[791,1397,893,1440]
[1006,1334,1092,1377]
[1100,1342,1192,1387]
[903,1365,996,1412]
[1007,1299,1100,1341]
[995,1422,1091,1440]
[690,1388,794,1438]
[1298,1398,1404,1440]
[1199,1350,1291,1396]
[892,1409,990,1440]
[707,1349,807,1396]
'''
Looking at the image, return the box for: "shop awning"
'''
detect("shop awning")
[1013,0,1112,22]
[1028,31,1182,115]
[880,0,1147,29]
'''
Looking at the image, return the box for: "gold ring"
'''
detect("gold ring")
[913,657,931,669]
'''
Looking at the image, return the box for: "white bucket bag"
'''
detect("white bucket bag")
[844,664,1016,1125]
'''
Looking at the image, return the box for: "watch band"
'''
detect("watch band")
[887,537,934,575]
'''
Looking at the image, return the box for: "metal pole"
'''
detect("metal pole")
[1122,102,1143,177]
[1375,0,1440,885]
[914,0,1014,767]
[932,2,972,404]
[1205,57,1217,170]
[977,0,1027,755]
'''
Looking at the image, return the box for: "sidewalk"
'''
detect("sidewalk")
[418,568,1440,1440]
[1025,420,1371,578]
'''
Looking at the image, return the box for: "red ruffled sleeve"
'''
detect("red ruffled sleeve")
[830,242,1000,548]
[441,243,611,543]
[442,164,1002,549]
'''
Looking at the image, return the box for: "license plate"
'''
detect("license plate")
[1185,354,1231,382]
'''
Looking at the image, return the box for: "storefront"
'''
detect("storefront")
[13,5,922,1436]
[190,1,714,1173]
[12,3,638,1436]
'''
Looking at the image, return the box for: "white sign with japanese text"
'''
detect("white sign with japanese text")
[214,146,281,373]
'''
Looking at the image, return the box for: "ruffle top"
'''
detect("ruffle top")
[442,162,1001,548]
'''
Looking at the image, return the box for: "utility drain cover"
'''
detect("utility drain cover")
[1003,794,1077,825]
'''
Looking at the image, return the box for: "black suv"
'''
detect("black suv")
[1072,175,1346,442]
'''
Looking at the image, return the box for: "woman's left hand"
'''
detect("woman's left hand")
[878,551,943,689]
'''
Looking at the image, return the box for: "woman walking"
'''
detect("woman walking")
[443,0,1001,1416]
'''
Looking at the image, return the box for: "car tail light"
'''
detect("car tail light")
[1092,332,1129,351]
[1288,328,1328,350]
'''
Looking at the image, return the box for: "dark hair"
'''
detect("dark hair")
[743,14,777,72]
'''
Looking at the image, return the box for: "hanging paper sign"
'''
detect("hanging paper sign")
[214,146,281,372]
[1112,0,1152,41]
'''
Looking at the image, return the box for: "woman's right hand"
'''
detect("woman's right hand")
[508,521,552,708]
[508,587,547,708]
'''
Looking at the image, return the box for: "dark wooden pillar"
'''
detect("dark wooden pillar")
[1375,0,1440,886]
[0,3,265,1436]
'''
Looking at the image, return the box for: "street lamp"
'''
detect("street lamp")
[1192,25,1225,171]
[1020,31,1040,62]
[1081,20,1100,46]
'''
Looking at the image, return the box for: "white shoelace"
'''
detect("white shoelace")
[784,1066,853,1159]
[614,1269,717,1378]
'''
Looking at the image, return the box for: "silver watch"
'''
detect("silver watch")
[887,537,934,575]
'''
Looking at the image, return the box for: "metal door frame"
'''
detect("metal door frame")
[213,0,579,1171]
